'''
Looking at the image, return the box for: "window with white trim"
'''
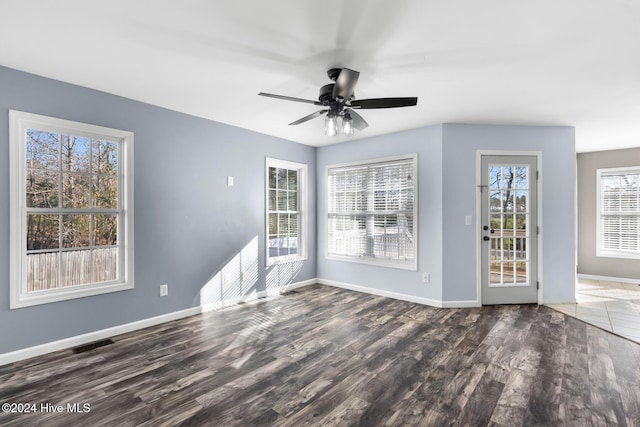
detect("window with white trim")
[327,154,417,270]
[10,111,134,308]
[266,158,307,265]
[597,166,640,259]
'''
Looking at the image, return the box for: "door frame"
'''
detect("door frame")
[475,150,543,305]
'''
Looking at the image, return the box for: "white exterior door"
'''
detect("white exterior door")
[481,155,538,305]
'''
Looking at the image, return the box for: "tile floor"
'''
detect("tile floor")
[547,278,640,343]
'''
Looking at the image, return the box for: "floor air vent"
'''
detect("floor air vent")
[282,290,299,295]
[72,339,114,354]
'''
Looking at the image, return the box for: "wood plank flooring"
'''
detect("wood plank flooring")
[1,284,640,426]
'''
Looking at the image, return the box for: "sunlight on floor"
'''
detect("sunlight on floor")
[547,278,640,343]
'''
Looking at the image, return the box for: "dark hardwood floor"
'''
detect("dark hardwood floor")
[1,284,639,426]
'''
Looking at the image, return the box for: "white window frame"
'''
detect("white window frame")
[9,110,134,308]
[326,153,418,270]
[265,158,307,266]
[597,166,640,259]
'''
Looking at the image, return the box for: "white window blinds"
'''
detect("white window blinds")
[327,155,417,269]
[598,167,640,258]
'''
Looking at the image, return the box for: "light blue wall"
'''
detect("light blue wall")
[441,124,576,303]
[316,126,444,302]
[0,65,578,355]
[0,66,316,353]
[316,123,576,305]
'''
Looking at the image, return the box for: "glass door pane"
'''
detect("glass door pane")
[488,165,530,287]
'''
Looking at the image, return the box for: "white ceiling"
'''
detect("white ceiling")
[2,0,640,152]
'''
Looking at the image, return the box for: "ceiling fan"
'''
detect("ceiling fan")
[258,68,418,136]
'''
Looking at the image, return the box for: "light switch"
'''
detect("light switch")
[465,215,472,225]
[227,176,234,186]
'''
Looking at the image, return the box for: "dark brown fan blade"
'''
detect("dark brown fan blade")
[289,110,328,125]
[350,97,418,109]
[259,92,322,105]
[332,68,360,99]
[345,108,369,131]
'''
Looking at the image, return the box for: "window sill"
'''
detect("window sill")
[266,255,307,267]
[11,281,134,309]
[596,250,640,260]
[326,254,417,271]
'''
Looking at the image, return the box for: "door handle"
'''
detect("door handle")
[483,236,490,241]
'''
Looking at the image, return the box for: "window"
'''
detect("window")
[10,111,134,308]
[327,154,417,270]
[266,158,307,265]
[597,167,640,259]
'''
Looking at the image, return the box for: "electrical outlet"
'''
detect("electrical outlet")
[422,273,430,283]
[160,284,168,297]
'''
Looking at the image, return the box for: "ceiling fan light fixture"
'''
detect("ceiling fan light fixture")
[342,112,354,135]
[325,113,338,137]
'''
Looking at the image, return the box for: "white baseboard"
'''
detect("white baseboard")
[0,306,201,366]
[317,278,446,308]
[199,278,315,312]
[317,278,481,308]
[0,279,316,367]
[441,300,482,308]
[543,298,577,305]
[577,273,640,284]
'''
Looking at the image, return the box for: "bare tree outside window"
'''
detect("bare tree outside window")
[25,130,120,291]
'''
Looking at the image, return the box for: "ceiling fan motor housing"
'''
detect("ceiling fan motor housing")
[319,83,335,104]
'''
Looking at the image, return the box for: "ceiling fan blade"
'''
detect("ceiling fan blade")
[332,68,360,99]
[258,92,322,105]
[345,108,369,131]
[289,110,328,126]
[350,97,418,109]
